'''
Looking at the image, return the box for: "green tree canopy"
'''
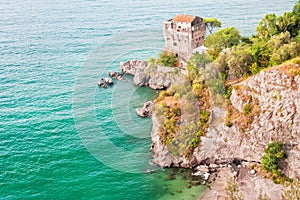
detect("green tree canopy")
[204,18,222,34]
[256,1,300,39]
[157,52,177,67]
[204,27,241,59]
[256,14,279,39]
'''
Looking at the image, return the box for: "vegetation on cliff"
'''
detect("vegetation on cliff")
[205,1,300,82]
[204,18,222,34]
[261,142,292,184]
[154,53,212,158]
[151,2,300,175]
[282,178,300,200]
[148,51,177,67]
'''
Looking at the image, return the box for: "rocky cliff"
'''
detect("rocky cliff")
[151,60,300,175]
[120,60,180,90]
[149,59,300,199]
[150,112,203,168]
[208,61,300,178]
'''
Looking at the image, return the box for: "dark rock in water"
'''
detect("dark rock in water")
[136,101,154,117]
[191,181,201,186]
[167,175,176,180]
[176,190,182,193]
[187,184,192,189]
[102,77,113,85]
[98,81,108,88]
[181,173,187,180]
[109,71,124,80]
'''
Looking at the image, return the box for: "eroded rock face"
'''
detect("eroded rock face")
[151,62,300,179]
[211,65,300,178]
[200,166,284,200]
[120,60,179,90]
[150,109,204,168]
[120,60,149,76]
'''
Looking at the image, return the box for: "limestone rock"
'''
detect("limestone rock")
[136,101,154,118]
[120,60,180,90]
[205,65,300,178]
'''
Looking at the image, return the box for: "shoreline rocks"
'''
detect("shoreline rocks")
[136,101,154,118]
[120,60,180,90]
[122,59,300,199]
[109,71,124,80]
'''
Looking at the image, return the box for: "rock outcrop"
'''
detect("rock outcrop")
[150,109,203,168]
[151,61,300,180]
[136,101,154,118]
[120,60,180,90]
[208,63,300,179]
[200,165,284,200]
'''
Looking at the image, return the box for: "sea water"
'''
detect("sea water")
[0,0,296,199]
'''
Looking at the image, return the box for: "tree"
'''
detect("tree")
[157,52,177,67]
[256,1,300,39]
[278,1,300,38]
[188,52,212,69]
[215,44,253,81]
[204,18,222,34]
[204,27,241,59]
[256,14,279,39]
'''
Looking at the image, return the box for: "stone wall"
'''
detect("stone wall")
[163,16,206,58]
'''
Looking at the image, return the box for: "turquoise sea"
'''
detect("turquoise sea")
[0,0,297,199]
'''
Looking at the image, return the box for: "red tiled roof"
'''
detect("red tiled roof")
[172,14,195,23]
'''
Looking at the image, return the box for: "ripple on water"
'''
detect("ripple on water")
[0,0,297,199]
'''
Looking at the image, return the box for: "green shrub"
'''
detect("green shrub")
[243,104,252,115]
[261,142,290,184]
[205,27,241,59]
[190,138,200,149]
[225,86,232,99]
[157,52,177,67]
[199,110,210,125]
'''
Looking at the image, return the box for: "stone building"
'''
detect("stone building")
[163,14,206,61]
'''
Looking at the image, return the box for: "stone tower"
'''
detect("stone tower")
[163,14,206,59]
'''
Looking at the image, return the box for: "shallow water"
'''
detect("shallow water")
[0,0,297,199]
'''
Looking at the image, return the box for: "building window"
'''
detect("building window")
[173,42,177,46]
